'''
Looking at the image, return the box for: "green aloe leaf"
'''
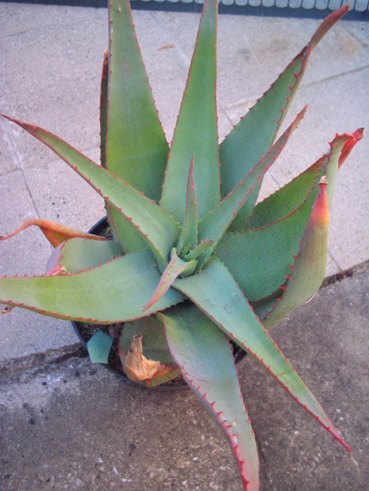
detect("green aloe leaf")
[105,0,169,251]
[0,252,184,323]
[258,181,329,328]
[0,116,178,266]
[199,108,306,250]
[220,6,348,230]
[177,157,199,256]
[251,130,363,327]
[215,186,317,302]
[248,157,324,229]
[218,133,358,303]
[143,248,197,312]
[250,131,363,229]
[174,260,350,451]
[46,237,123,275]
[184,239,215,262]
[160,0,220,222]
[161,304,259,490]
[87,331,113,364]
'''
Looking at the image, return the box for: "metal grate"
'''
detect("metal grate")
[132,0,369,20]
[1,0,368,19]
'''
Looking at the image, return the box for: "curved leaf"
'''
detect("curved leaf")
[174,260,350,451]
[160,0,220,221]
[260,180,329,328]
[219,6,348,229]
[0,252,184,323]
[215,187,317,301]
[0,219,104,248]
[161,304,259,491]
[325,128,364,207]
[248,157,324,229]
[249,131,363,229]
[251,130,363,326]
[0,115,178,266]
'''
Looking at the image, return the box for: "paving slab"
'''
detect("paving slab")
[0,169,78,359]
[24,153,105,231]
[153,12,369,106]
[0,3,104,38]
[0,169,46,277]
[0,4,368,362]
[0,9,106,168]
[0,7,189,167]
[0,262,368,490]
[0,120,18,176]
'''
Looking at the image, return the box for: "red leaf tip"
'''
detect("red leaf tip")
[338,128,364,168]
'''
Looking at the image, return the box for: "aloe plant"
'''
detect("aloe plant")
[0,1,363,488]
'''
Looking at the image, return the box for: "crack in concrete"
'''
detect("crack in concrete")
[0,343,87,381]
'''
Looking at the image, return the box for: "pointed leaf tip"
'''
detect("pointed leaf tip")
[105,0,168,251]
[338,127,364,168]
[100,50,109,167]
[310,6,349,50]
[220,7,346,230]
[160,0,220,221]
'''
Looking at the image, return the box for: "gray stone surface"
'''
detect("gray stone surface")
[0,169,79,359]
[0,4,368,359]
[24,155,104,231]
[0,9,106,168]
[1,262,368,490]
[0,3,102,38]
[0,120,18,176]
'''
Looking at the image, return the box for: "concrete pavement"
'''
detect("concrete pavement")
[1,261,368,490]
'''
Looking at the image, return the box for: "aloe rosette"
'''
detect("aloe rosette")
[0,1,363,489]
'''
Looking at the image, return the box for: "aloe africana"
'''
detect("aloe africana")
[0,1,363,489]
